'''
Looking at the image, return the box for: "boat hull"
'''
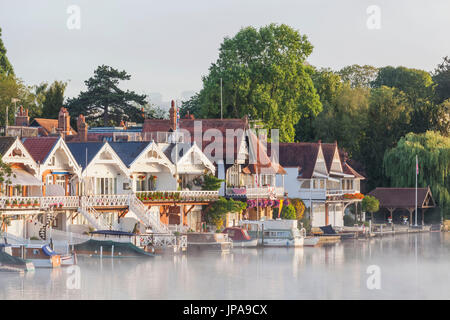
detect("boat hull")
[261,237,304,247]
[303,237,320,246]
[232,239,258,248]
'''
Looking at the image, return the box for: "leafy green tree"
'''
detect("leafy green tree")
[41,81,67,118]
[362,195,380,216]
[290,198,306,220]
[66,65,147,126]
[0,27,14,76]
[280,204,296,220]
[339,64,378,88]
[0,75,43,126]
[201,174,224,191]
[187,24,322,142]
[360,86,411,188]
[433,56,450,104]
[372,66,435,133]
[205,197,247,230]
[383,131,450,218]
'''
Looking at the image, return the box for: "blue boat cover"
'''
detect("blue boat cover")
[42,245,57,256]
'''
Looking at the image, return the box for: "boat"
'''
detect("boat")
[10,244,62,268]
[0,244,35,272]
[303,236,320,246]
[186,232,233,252]
[222,227,258,248]
[239,220,305,247]
[74,239,155,257]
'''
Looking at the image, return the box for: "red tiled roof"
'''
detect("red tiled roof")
[367,187,436,209]
[275,143,320,179]
[22,137,59,163]
[31,118,76,136]
[245,131,286,175]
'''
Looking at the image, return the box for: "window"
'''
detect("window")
[96,177,117,194]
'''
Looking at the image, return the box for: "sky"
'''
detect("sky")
[1,0,449,107]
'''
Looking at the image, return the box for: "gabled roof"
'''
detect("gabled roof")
[0,137,16,156]
[245,131,286,175]
[30,118,76,136]
[109,141,150,167]
[368,187,436,209]
[22,137,59,163]
[66,142,105,169]
[321,142,340,172]
[276,143,321,179]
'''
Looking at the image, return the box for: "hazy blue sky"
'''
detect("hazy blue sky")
[1,0,449,104]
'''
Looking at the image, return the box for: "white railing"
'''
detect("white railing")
[226,186,283,199]
[326,189,358,196]
[135,190,219,202]
[81,194,129,207]
[0,196,79,209]
[129,195,171,234]
[77,203,112,230]
[138,233,187,250]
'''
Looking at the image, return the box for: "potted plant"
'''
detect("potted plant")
[33,199,39,207]
[5,199,10,208]
[59,202,63,208]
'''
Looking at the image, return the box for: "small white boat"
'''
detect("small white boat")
[223,227,258,248]
[303,237,320,246]
[10,244,62,268]
[240,220,305,248]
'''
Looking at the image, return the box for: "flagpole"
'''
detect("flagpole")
[415,154,418,227]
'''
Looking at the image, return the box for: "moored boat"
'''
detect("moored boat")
[303,236,320,246]
[222,227,258,248]
[10,244,61,268]
[240,220,305,247]
[0,244,35,272]
[186,232,233,252]
[74,239,155,257]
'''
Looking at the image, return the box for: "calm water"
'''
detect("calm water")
[1,232,450,300]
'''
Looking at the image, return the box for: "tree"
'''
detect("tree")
[187,24,322,142]
[433,56,450,104]
[205,197,247,230]
[383,131,450,218]
[359,86,411,188]
[372,66,435,133]
[0,75,43,126]
[362,195,380,217]
[339,64,378,88]
[201,174,224,191]
[280,204,296,220]
[0,27,14,76]
[290,198,306,220]
[66,65,147,126]
[41,81,67,118]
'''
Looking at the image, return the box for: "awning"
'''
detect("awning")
[10,169,43,186]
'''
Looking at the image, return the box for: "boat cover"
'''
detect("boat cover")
[319,225,337,235]
[0,251,28,266]
[74,239,154,257]
[42,245,57,256]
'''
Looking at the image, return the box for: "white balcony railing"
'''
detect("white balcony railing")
[226,186,284,199]
[0,196,79,210]
[135,190,219,202]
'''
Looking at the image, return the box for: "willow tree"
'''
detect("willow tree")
[383,131,450,218]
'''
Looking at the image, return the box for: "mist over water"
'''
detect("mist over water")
[1,233,449,300]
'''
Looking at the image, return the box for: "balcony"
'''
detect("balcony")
[135,190,219,203]
[226,186,284,199]
[0,196,79,210]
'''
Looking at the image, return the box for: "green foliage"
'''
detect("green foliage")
[362,195,380,214]
[433,56,450,104]
[0,75,45,126]
[66,65,147,126]
[183,23,322,142]
[201,174,224,191]
[338,64,378,88]
[343,214,356,226]
[205,197,246,230]
[383,131,450,218]
[41,81,67,118]
[290,198,306,220]
[0,28,14,76]
[280,204,296,220]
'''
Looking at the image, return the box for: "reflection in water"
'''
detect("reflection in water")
[1,233,449,299]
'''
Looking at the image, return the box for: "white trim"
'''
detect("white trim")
[329,171,354,178]
[129,141,175,174]
[2,138,38,175]
[39,137,82,178]
[177,142,215,174]
[81,142,130,178]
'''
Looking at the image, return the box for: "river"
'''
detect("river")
[1,232,449,299]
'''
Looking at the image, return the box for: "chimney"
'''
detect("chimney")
[169,100,177,131]
[77,114,88,142]
[58,107,71,138]
[15,106,29,126]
